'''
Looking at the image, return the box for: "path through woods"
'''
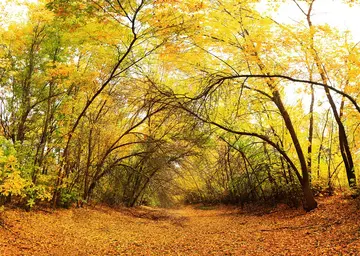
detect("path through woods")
[1,196,360,255]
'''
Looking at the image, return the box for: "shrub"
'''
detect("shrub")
[59,190,79,208]
[0,137,27,200]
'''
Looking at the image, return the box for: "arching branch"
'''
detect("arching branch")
[211,74,360,113]
[178,102,304,185]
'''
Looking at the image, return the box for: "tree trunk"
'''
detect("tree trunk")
[83,128,93,200]
[317,109,330,179]
[272,90,317,211]
[302,180,318,212]
[323,84,356,188]
[307,83,315,183]
[33,81,54,183]
[248,33,318,210]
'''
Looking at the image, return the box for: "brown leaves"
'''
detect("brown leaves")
[1,196,360,255]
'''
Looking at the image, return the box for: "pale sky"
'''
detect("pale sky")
[0,0,28,26]
[258,0,360,41]
[256,1,360,108]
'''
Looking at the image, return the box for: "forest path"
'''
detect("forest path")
[1,196,360,255]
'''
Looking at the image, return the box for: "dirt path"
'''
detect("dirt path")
[1,197,360,255]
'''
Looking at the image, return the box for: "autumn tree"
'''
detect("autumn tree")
[45,0,188,206]
[0,0,359,211]
[289,0,357,188]
[160,0,360,209]
[156,0,318,210]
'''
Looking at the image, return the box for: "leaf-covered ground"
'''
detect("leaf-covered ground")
[1,196,360,255]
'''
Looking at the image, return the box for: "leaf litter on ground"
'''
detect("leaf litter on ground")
[0,196,360,255]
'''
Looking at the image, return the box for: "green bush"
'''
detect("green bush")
[59,190,79,208]
[0,137,27,200]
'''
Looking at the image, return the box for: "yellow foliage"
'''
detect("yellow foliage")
[0,154,27,197]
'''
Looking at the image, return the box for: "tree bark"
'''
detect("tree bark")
[272,90,317,211]
[307,84,314,183]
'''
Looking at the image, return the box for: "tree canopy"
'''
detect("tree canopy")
[0,0,359,211]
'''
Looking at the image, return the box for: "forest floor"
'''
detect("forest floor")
[1,196,360,255]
